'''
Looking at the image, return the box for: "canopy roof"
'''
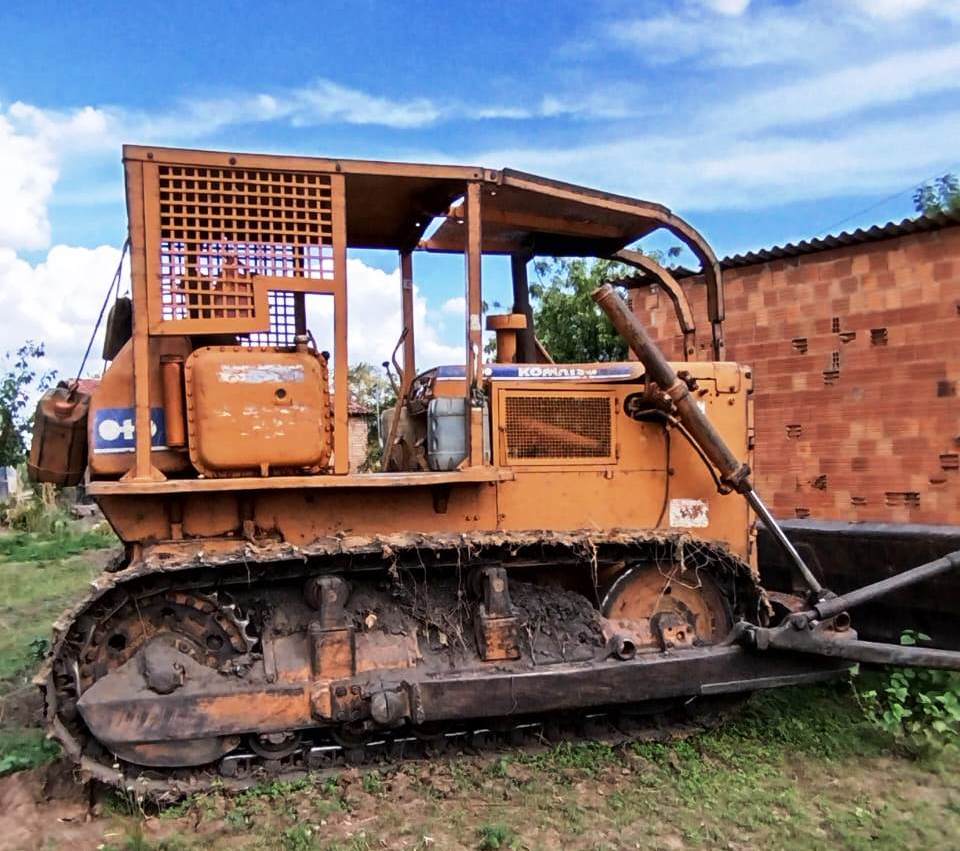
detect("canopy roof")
[122,146,717,266]
[420,169,675,258]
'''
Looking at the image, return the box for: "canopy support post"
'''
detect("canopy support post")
[465,182,484,466]
[400,250,416,380]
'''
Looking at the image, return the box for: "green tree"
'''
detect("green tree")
[914,173,960,215]
[347,362,396,471]
[529,258,634,363]
[348,361,394,413]
[0,342,55,467]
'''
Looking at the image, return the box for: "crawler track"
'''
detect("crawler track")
[38,530,768,800]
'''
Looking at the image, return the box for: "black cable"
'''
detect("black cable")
[670,417,725,492]
[655,425,671,527]
[630,405,725,499]
[72,239,129,386]
[812,162,960,238]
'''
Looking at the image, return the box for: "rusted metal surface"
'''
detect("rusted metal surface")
[63,533,760,756]
[40,531,773,784]
[104,144,726,486]
[733,549,960,669]
[382,330,417,472]
[759,520,960,648]
[185,345,332,476]
[473,567,520,661]
[593,284,748,489]
[510,255,536,363]
[78,642,848,751]
[601,563,733,648]
[28,384,90,486]
[160,356,186,449]
[593,283,825,597]
[485,313,528,364]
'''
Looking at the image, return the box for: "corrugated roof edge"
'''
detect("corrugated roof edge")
[673,210,960,278]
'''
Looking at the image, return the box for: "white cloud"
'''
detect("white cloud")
[6,101,114,154]
[0,78,640,250]
[701,0,751,15]
[0,248,462,390]
[0,115,57,251]
[608,3,843,68]
[113,79,640,144]
[160,82,442,134]
[305,259,463,371]
[711,43,960,133]
[441,296,466,315]
[0,244,126,381]
[850,0,956,19]
[608,0,960,68]
[0,101,119,251]
[476,108,960,212]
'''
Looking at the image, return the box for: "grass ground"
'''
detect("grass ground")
[0,519,116,777]
[75,685,960,851]
[1,524,959,850]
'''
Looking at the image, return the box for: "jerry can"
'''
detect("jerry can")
[28,382,90,486]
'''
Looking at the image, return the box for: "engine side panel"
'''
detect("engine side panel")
[92,361,754,564]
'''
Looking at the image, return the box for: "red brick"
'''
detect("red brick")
[933,261,954,282]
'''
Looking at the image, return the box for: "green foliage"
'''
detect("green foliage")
[0,521,115,562]
[914,173,960,215]
[281,823,318,851]
[0,728,60,775]
[477,822,519,850]
[858,630,960,753]
[362,769,384,794]
[348,362,395,413]
[0,341,55,467]
[347,361,395,471]
[529,259,632,363]
[526,740,615,776]
[2,494,68,534]
[100,823,189,851]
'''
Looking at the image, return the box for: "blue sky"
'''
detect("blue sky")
[1,0,959,375]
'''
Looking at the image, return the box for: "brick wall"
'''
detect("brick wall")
[633,223,960,525]
[348,415,371,471]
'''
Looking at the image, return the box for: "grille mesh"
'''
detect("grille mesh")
[241,291,300,348]
[504,395,612,460]
[157,165,335,323]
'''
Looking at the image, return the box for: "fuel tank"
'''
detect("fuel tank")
[184,346,332,477]
[28,383,90,486]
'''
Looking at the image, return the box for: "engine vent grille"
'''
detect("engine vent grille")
[503,394,613,462]
[156,164,336,324]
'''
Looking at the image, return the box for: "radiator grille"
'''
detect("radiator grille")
[504,395,612,460]
[157,165,335,323]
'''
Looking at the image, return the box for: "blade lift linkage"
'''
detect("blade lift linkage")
[593,283,960,671]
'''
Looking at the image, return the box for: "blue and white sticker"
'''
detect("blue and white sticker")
[93,407,167,454]
[434,364,640,381]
